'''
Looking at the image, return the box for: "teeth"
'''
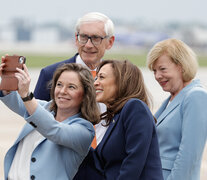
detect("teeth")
[96,90,103,93]
[59,97,67,100]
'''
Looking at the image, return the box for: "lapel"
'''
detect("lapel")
[13,122,48,148]
[156,80,199,126]
[96,113,120,157]
[156,97,179,126]
[93,113,120,171]
[13,123,34,145]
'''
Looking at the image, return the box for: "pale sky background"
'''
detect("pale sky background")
[1,0,207,25]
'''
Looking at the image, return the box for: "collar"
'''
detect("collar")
[76,55,102,71]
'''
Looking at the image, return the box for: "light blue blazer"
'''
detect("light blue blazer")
[0,91,94,180]
[155,79,207,180]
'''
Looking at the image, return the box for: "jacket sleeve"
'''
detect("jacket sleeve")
[34,68,51,101]
[0,91,27,116]
[0,91,94,156]
[117,99,156,179]
[28,105,94,156]
[167,88,207,180]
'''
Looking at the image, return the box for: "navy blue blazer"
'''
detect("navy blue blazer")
[74,98,163,180]
[34,54,78,101]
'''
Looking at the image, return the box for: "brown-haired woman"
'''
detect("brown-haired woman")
[74,60,163,180]
[0,60,100,180]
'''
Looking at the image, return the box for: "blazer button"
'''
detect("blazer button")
[29,122,37,128]
[31,175,35,180]
[31,157,36,162]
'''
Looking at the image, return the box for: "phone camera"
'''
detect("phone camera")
[19,56,25,64]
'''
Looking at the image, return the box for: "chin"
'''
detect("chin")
[96,98,103,103]
[163,88,170,92]
[96,99,102,103]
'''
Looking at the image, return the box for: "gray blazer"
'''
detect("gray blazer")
[155,79,207,180]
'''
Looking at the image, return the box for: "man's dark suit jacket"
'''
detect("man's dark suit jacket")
[34,54,78,101]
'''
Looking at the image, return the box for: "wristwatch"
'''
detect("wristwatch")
[21,92,34,102]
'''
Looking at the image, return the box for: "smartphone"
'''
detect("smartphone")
[0,55,26,91]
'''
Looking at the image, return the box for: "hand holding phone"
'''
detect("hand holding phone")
[0,55,26,91]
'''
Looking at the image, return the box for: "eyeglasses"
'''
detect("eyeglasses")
[77,33,108,46]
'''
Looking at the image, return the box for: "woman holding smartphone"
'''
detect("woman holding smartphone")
[0,56,100,180]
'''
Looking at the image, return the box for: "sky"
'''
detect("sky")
[1,0,207,25]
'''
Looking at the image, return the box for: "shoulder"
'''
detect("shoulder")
[118,98,155,132]
[123,98,149,111]
[184,84,207,102]
[121,98,154,121]
[68,117,95,146]
[70,117,94,133]
[41,54,77,74]
[44,57,75,70]
[181,83,207,113]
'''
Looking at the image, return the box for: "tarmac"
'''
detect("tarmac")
[0,67,207,179]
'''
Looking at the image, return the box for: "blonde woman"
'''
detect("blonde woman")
[147,38,207,180]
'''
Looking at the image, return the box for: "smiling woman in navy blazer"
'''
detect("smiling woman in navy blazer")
[147,38,207,180]
[74,60,163,180]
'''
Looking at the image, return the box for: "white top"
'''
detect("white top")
[76,55,108,145]
[95,103,108,145]
[8,130,44,180]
